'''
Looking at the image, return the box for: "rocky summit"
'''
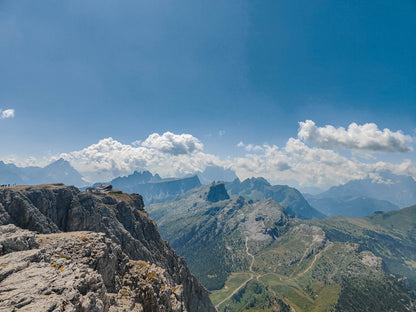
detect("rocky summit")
[0,184,215,312]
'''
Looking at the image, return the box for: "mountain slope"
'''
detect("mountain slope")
[226,177,325,219]
[0,184,215,311]
[148,183,290,290]
[147,183,415,311]
[313,205,416,290]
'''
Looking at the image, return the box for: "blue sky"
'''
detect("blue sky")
[1,0,415,189]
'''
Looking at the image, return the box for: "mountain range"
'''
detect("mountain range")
[0,158,85,187]
[305,171,416,217]
[98,170,202,205]
[147,182,416,311]
[225,177,325,220]
[2,157,416,219]
[304,195,400,218]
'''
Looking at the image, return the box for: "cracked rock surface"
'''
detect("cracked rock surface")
[0,225,187,311]
[0,185,215,312]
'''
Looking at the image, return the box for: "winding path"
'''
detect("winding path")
[296,242,333,278]
[215,239,333,311]
[215,237,256,309]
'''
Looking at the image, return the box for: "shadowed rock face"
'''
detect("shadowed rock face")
[0,184,215,312]
[205,182,230,203]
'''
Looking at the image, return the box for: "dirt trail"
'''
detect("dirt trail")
[296,242,333,278]
[215,240,332,311]
[215,237,256,310]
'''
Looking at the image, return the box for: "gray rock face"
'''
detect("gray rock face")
[0,225,187,311]
[0,185,215,312]
[225,177,325,219]
[205,182,230,203]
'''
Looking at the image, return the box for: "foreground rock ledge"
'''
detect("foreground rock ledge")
[0,184,215,312]
[0,225,187,311]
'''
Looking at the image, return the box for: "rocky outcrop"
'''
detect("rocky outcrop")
[0,225,187,311]
[0,184,215,312]
[205,182,229,203]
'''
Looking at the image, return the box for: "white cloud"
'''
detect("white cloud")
[19,125,415,189]
[58,134,218,182]
[236,141,264,152]
[0,109,15,119]
[141,131,203,155]
[298,120,412,153]
[230,135,416,189]
[219,130,226,136]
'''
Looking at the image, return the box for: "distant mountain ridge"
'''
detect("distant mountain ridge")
[316,171,416,208]
[304,195,400,217]
[303,171,416,217]
[225,177,325,219]
[101,170,202,205]
[0,158,85,187]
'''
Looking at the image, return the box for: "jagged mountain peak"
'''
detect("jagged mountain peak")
[225,176,325,220]
[243,176,271,185]
[45,157,69,166]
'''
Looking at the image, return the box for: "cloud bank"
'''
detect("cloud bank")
[58,133,218,182]
[0,109,15,119]
[298,120,412,153]
[49,122,415,188]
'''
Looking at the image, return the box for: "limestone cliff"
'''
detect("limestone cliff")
[0,184,215,312]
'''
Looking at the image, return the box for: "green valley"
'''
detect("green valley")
[147,182,416,311]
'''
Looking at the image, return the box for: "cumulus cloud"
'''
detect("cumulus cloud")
[40,126,415,189]
[141,132,203,155]
[298,120,412,153]
[0,109,15,119]
[230,138,416,189]
[58,133,218,182]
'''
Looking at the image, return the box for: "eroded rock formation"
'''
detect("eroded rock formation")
[0,184,215,312]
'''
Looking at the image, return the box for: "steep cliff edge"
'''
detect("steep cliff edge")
[0,184,215,312]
